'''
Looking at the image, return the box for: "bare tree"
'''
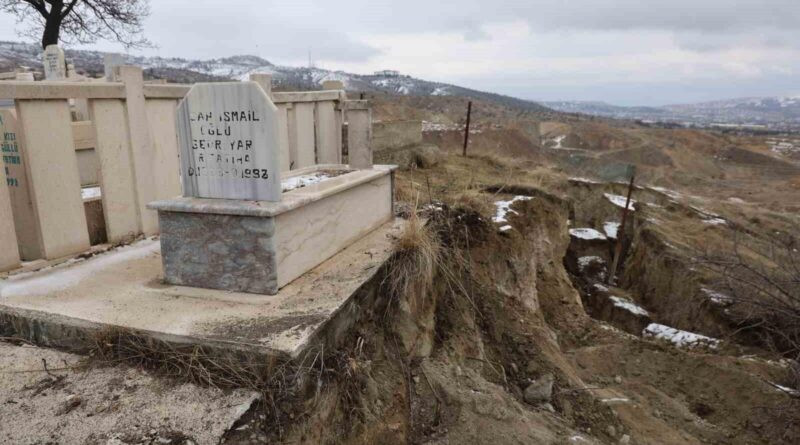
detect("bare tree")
[0,0,150,49]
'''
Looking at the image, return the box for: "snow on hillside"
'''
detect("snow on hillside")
[0,40,551,113]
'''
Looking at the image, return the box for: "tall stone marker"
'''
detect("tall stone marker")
[177,82,281,201]
[42,44,66,80]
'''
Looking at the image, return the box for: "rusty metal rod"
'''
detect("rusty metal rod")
[463,101,472,157]
[607,166,636,285]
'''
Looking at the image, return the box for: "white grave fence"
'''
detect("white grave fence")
[0,67,371,271]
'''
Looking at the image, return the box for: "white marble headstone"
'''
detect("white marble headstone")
[177,82,281,201]
[42,45,66,80]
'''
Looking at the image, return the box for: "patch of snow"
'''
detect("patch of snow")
[643,323,720,349]
[569,435,589,443]
[593,283,609,292]
[702,217,727,225]
[499,225,513,232]
[281,173,331,192]
[600,398,630,404]
[610,296,649,317]
[81,186,101,200]
[550,135,567,149]
[431,86,451,96]
[728,197,746,204]
[423,203,444,212]
[648,186,682,200]
[578,256,604,270]
[768,382,800,397]
[603,221,620,239]
[604,193,636,211]
[569,228,607,241]
[568,177,600,184]
[701,288,732,305]
[0,239,159,298]
[492,196,532,224]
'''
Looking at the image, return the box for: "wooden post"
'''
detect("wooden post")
[462,101,472,157]
[607,165,637,285]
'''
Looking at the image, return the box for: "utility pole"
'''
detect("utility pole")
[607,165,636,285]
[462,101,472,157]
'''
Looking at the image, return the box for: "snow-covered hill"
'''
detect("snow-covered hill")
[0,40,550,113]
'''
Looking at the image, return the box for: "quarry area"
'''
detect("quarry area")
[0,56,799,445]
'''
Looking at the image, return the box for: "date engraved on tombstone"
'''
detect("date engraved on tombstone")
[177,82,281,201]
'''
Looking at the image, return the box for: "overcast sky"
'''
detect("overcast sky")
[1,0,798,106]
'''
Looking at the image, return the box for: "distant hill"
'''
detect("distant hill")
[0,40,551,114]
[545,98,800,131]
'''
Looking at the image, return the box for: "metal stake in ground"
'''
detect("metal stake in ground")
[463,101,472,157]
[607,165,637,285]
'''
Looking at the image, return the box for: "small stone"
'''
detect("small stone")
[607,425,617,437]
[619,434,631,444]
[412,376,421,384]
[56,395,82,415]
[542,403,555,412]
[523,373,554,405]
[614,375,623,384]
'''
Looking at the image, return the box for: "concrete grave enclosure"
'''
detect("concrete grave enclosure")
[0,67,381,271]
[0,55,400,359]
[151,81,395,295]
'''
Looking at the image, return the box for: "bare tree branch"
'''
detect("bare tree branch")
[1,0,150,49]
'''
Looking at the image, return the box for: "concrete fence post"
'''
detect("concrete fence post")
[15,99,90,259]
[0,165,20,271]
[344,100,372,169]
[249,73,273,99]
[88,98,141,244]
[315,100,341,164]
[117,65,159,235]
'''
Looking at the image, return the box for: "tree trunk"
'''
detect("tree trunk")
[41,1,65,49]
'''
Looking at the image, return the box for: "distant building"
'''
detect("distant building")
[374,70,400,77]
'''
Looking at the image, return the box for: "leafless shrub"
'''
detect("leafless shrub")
[697,230,800,388]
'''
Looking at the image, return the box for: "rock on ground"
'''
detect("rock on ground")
[523,373,554,405]
[0,341,258,444]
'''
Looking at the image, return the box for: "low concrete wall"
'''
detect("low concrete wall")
[372,120,422,152]
[275,172,393,287]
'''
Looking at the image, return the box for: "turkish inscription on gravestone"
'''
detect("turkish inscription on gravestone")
[42,44,66,80]
[177,82,281,201]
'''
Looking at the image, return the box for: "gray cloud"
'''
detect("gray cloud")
[0,0,795,105]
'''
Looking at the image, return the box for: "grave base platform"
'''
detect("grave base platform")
[149,165,396,295]
[0,218,404,359]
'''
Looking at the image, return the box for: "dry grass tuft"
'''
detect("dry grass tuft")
[386,212,441,311]
[90,329,286,390]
